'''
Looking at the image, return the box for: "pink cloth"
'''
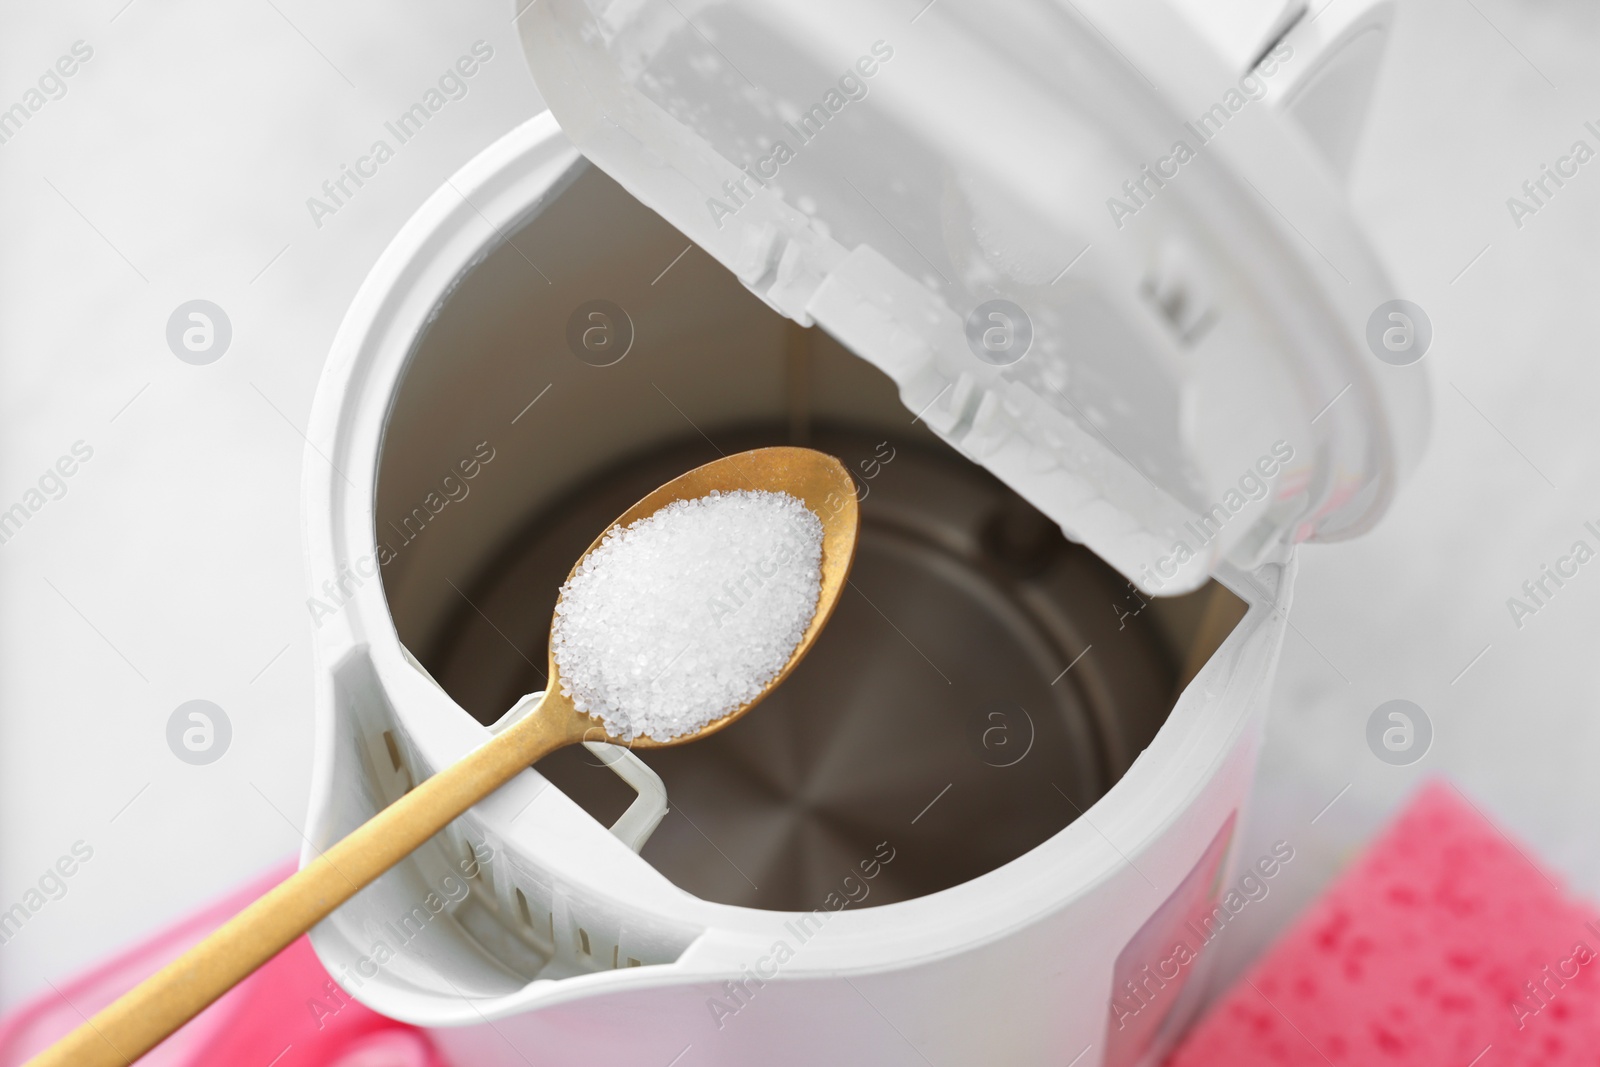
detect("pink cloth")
[0,860,446,1067]
[1166,780,1600,1066]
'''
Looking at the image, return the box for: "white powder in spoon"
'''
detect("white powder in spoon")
[551,489,825,742]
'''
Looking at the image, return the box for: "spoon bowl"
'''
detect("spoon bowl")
[569,445,859,749]
[31,446,859,1067]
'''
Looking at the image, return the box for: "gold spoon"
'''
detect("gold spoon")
[32,445,860,1067]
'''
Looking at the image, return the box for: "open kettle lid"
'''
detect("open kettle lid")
[515,0,1428,594]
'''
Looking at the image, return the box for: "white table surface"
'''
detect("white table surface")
[2,0,1597,1021]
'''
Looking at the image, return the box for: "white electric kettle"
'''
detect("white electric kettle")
[299,1,1426,1063]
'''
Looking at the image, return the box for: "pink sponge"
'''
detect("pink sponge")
[1167,780,1600,1066]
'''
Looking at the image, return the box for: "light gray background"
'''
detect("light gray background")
[0,0,1594,1026]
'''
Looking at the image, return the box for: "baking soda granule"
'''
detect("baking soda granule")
[551,488,825,742]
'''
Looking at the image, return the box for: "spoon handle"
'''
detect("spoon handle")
[27,692,583,1067]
